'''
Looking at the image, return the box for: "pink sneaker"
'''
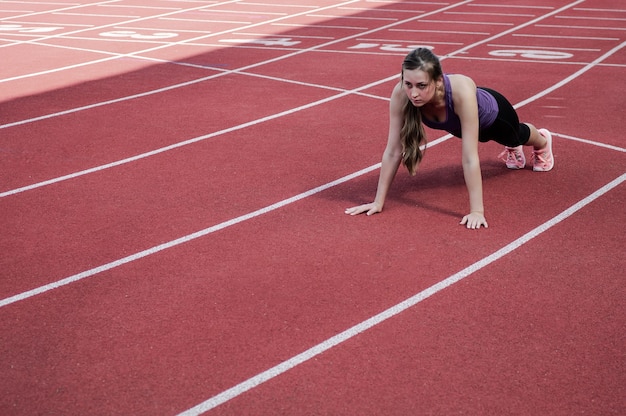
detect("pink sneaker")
[532,129,554,172]
[499,145,526,169]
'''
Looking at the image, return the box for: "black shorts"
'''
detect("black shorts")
[478,87,531,147]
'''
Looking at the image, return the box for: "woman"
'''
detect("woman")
[345,48,554,229]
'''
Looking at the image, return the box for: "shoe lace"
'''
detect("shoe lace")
[498,148,521,163]
[532,149,551,166]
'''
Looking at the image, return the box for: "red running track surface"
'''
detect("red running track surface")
[1,1,624,415]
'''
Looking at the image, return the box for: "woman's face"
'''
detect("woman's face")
[402,68,438,107]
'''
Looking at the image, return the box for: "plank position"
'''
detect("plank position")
[345,48,555,229]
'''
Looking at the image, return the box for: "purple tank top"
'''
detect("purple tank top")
[422,74,498,138]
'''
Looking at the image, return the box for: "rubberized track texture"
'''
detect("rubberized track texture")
[0,1,624,415]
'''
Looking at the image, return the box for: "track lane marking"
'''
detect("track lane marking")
[176,172,626,415]
[2,30,624,299]
[0,160,383,309]
[1,2,623,413]
[0,0,120,23]
[2,0,596,199]
[5,3,621,309]
[3,1,619,310]
[555,133,626,152]
[0,75,399,199]
[0,0,355,81]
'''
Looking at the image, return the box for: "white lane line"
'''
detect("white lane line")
[555,133,626,153]
[3,116,623,306]
[177,172,626,415]
[2,0,590,198]
[174,13,626,413]
[537,24,626,31]
[512,33,619,40]
[2,0,478,194]
[271,23,368,30]
[52,12,141,18]
[0,130,451,309]
[159,17,252,24]
[4,1,618,310]
[0,0,119,22]
[556,15,626,22]
[0,162,382,309]
[0,77,396,199]
[98,5,182,11]
[0,0,353,81]
[468,4,553,10]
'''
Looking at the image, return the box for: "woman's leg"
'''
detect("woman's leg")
[523,123,548,150]
[523,123,554,171]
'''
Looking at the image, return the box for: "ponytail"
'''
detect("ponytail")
[399,47,441,175]
[400,98,426,176]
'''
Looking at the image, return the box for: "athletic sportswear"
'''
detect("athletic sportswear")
[421,74,531,147]
[421,74,498,138]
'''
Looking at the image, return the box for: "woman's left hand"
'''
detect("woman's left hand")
[460,212,488,229]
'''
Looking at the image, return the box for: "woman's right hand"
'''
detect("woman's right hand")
[344,202,383,216]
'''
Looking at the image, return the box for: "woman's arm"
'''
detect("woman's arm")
[345,83,405,216]
[449,75,488,229]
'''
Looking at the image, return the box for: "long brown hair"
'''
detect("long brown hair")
[400,48,443,175]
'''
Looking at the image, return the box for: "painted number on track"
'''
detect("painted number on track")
[349,43,435,52]
[100,30,178,40]
[489,49,573,60]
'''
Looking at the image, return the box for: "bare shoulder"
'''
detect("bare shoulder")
[390,81,407,112]
[390,81,404,101]
[448,74,476,94]
[448,75,477,110]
